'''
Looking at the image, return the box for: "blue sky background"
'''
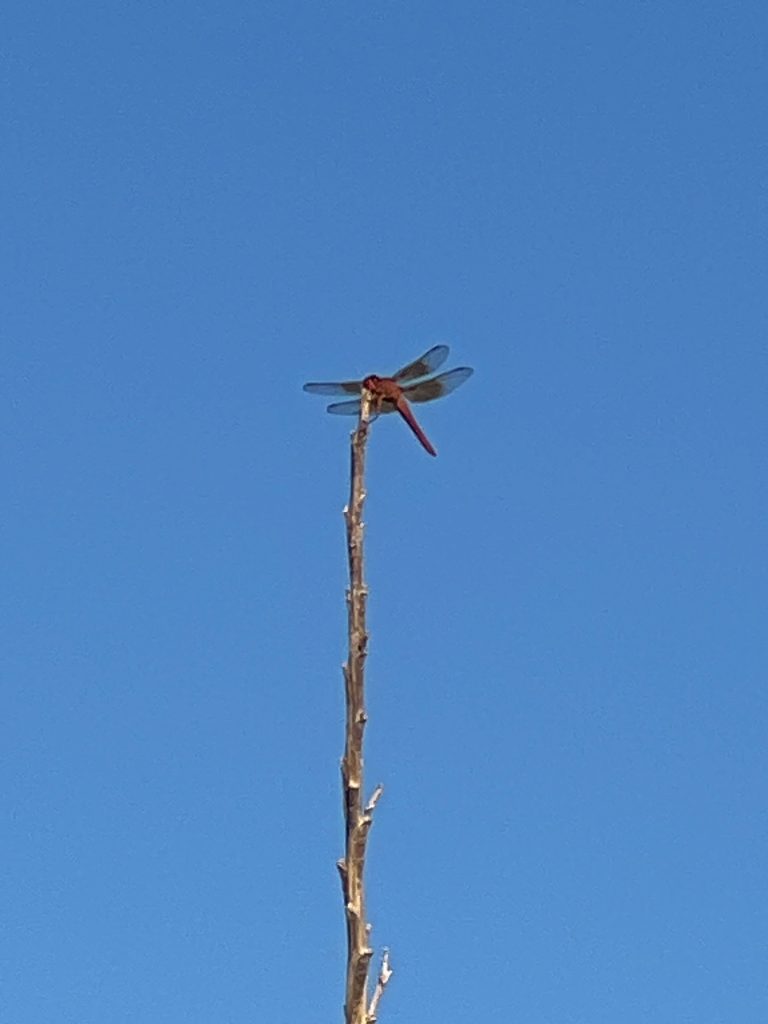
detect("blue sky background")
[2,2,767,1021]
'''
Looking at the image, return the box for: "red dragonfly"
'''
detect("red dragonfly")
[303,345,473,456]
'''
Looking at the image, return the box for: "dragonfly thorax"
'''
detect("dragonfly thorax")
[363,374,401,401]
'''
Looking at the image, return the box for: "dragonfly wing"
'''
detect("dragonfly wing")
[303,380,362,396]
[326,399,361,415]
[326,397,395,417]
[401,366,473,403]
[392,345,450,382]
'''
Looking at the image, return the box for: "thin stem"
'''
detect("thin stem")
[338,390,374,1024]
[336,391,393,1023]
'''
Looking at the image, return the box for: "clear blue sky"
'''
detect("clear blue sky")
[3,3,766,1021]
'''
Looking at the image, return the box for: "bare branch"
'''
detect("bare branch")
[339,390,384,1024]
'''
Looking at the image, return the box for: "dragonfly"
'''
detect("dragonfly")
[303,345,473,457]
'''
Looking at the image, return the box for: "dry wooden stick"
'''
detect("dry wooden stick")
[337,390,393,1024]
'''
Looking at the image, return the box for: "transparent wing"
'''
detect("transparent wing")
[392,345,449,382]
[401,366,473,403]
[303,380,362,396]
[326,398,395,417]
[326,399,361,415]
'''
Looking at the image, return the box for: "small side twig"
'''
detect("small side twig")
[367,949,393,1022]
[337,389,392,1024]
